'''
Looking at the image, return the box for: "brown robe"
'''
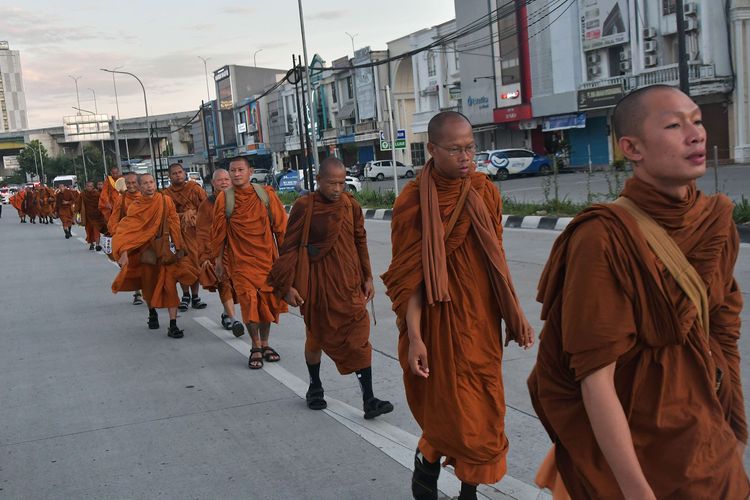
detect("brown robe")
[268,192,373,374]
[528,176,748,499]
[79,189,106,243]
[22,190,38,219]
[382,161,531,485]
[164,181,207,279]
[111,193,196,308]
[196,195,236,305]
[38,186,55,218]
[55,190,76,226]
[10,191,26,218]
[108,191,141,235]
[210,184,288,324]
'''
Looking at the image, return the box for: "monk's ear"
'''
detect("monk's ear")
[426,142,437,158]
[618,135,644,163]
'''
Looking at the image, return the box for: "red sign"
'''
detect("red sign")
[494,104,532,124]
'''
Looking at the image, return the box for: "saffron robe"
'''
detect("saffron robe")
[164,181,207,277]
[527,176,748,499]
[98,175,122,222]
[210,184,288,324]
[55,190,77,226]
[268,192,373,374]
[107,191,141,235]
[78,189,106,243]
[196,195,236,305]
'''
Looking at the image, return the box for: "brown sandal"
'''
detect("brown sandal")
[262,346,281,362]
[248,347,264,369]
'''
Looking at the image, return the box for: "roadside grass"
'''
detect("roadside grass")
[734,196,750,224]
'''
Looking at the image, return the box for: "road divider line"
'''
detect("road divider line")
[194,316,548,500]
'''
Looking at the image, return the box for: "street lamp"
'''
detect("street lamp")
[345,32,358,56]
[68,75,82,114]
[253,49,263,67]
[296,0,320,171]
[27,142,46,184]
[87,88,108,175]
[109,65,130,164]
[100,68,155,178]
[198,56,212,102]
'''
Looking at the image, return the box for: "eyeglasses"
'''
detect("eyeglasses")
[432,143,477,157]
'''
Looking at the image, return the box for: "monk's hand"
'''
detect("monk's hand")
[215,259,224,280]
[362,278,374,302]
[407,336,429,378]
[118,251,129,268]
[284,287,304,307]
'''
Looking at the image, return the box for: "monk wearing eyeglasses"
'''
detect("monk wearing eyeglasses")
[382,111,534,500]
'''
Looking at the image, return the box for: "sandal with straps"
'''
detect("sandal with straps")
[363,397,394,420]
[305,385,327,410]
[262,346,281,362]
[248,347,264,370]
[178,294,190,311]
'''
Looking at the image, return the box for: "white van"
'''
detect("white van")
[52,175,78,188]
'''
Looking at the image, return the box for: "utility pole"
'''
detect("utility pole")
[200,100,214,176]
[292,55,310,189]
[676,0,690,95]
[297,0,320,171]
[385,84,399,195]
[69,75,82,114]
[299,55,315,190]
[253,49,263,67]
[89,88,108,175]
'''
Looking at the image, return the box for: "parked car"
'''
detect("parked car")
[250,168,270,184]
[346,163,365,180]
[276,169,361,194]
[0,186,10,204]
[157,177,171,190]
[363,160,415,181]
[474,149,552,181]
[187,171,204,188]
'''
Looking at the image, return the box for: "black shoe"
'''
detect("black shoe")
[167,325,184,338]
[191,297,207,309]
[147,313,159,330]
[64,231,70,239]
[363,397,394,420]
[412,449,440,500]
[178,295,190,311]
[306,385,327,410]
[89,243,95,251]
[95,245,102,252]
[231,320,245,338]
[220,313,233,330]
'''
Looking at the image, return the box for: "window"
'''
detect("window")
[331,82,337,103]
[346,77,354,99]
[427,51,436,77]
[411,142,426,166]
[662,0,676,15]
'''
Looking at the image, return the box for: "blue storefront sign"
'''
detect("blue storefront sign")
[543,113,586,132]
[278,170,302,192]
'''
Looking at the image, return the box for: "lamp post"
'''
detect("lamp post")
[345,32,358,56]
[198,56,211,102]
[296,0,320,171]
[253,49,264,67]
[88,88,108,175]
[68,75,82,114]
[101,68,155,177]
[109,65,130,164]
[28,142,46,184]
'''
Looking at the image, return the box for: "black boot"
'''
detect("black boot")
[412,449,440,500]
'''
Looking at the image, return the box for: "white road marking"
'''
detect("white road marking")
[194,316,550,500]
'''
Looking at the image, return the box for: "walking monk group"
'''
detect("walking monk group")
[382,111,534,500]
[108,172,143,305]
[112,173,196,338]
[268,157,394,419]
[196,168,244,336]
[164,163,208,311]
[528,85,748,499]
[78,181,107,251]
[55,184,77,239]
[211,156,287,369]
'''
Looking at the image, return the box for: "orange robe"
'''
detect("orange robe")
[164,181,207,280]
[528,176,748,499]
[78,189,106,243]
[10,191,26,218]
[108,191,141,235]
[23,190,38,219]
[382,162,531,485]
[111,193,196,307]
[55,190,76,226]
[268,193,373,374]
[37,187,55,218]
[210,185,288,324]
[98,175,122,223]
[196,195,236,305]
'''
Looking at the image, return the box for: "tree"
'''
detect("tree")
[17,140,50,184]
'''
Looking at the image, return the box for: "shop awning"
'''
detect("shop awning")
[543,113,586,132]
[337,102,355,119]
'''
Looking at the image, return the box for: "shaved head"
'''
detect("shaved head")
[318,157,346,178]
[168,163,185,173]
[137,173,154,185]
[613,85,680,139]
[212,168,229,180]
[428,111,471,144]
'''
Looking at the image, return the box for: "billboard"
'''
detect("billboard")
[63,115,112,141]
[580,0,629,51]
[3,155,19,170]
[354,48,376,121]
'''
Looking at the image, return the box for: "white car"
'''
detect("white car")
[345,175,362,193]
[187,171,204,188]
[250,169,270,184]
[474,149,553,181]
[363,160,415,181]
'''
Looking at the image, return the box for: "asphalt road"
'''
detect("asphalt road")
[1,211,749,499]
[359,164,750,204]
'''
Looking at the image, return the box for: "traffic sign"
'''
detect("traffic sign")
[396,129,406,140]
[395,139,406,149]
[380,140,391,151]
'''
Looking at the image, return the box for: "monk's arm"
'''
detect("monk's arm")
[352,199,373,280]
[268,189,288,248]
[268,200,306,297]
[209,194,227,261]
[405,286,429,377]
[582,363,655,500]
[165,199,184,251]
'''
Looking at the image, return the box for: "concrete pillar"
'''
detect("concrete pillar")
[732,2,750,162]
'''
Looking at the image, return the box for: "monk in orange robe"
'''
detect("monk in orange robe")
[10,189,27,222]
[382,111,534,499]
[210,155,288,369]
[164,163,208,311]
[528,86,748,500]
[36,185,55,224]
[112,173,196,338]
[268,157,394,418]
[98,166,123,223]
[195,168,243,336]
[109,172,143,305]
[55,184,77,238]
[78,181,106,251]
[23,187,38,223]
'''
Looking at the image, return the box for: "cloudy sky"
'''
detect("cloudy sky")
[5,1,455,128]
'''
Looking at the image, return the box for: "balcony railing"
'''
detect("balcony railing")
[580,63,731,94]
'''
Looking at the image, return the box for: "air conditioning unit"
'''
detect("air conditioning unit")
[643,27,657,39]
[588,66,601,76]
[619,50,631,61]
[684,2,698,16]
[644,54,658,67]
[685,17,698,31]
[586,52,600,64]
[644,40,657,53]
[619,61,632,72]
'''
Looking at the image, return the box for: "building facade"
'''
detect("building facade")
[0,41,29,133]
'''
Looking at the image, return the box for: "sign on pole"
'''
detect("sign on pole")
[395,128,406,149]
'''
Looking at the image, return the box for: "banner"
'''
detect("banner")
[580,0,629,51]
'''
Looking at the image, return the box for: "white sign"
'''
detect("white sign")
[580,0,630,51]
[496,83,522,109]
[3,155,19,170]
[354,48,376,120]
[214,66,230,81]
[63,115,112,141]
[237,122,247,134]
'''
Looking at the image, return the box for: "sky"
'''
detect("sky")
[4,1,456,129]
